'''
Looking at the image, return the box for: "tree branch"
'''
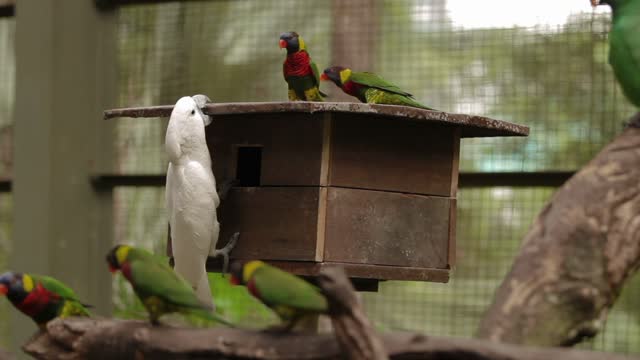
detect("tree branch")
[478,127,640,346]
[317,266,388,360]
[23,317,639,360]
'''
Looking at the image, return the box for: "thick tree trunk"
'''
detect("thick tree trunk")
[478,127,640,346]
[23,317,639,360]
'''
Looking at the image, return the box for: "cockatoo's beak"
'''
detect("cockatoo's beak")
[590,0,599,6]
[320,73,329,81]
[0,284,7,295]
[279,39,287,49]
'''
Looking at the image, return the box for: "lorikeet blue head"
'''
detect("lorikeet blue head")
[106,244,131,273]
[0,272,28,303]
[321,66,351,88]
[279,31,304,54]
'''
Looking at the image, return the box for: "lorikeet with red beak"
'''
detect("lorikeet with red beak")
[0,271,91,329]
[230,260,327,330]
[321,66,436,110]
[106,244,232,326]
[280,31,325,101]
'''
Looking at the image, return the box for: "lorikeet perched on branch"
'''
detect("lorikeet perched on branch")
[0,272,91,329]
[106,244,231,326]
[592,0,640,110]
[280,31,325,101]
[230,260,327,330]
[321,66,436,110]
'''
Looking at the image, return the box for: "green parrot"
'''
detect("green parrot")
[229,260,327,330]
[106,244,231,326]
[0,271,90,329]
[280,31,325,101]
[592,0,640,114]
[321,66,436,110]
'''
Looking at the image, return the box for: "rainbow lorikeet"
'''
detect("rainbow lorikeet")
[280,31,325,101]
[592,0,640,111]
[321,66,436,110]
[106,244,231,326]
[230,260,327,330]
[0,271,91,329]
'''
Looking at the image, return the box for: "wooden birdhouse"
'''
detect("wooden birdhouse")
[105,101,528,287]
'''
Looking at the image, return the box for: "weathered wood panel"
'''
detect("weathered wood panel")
[207,113,324,186]
[324,187,451,269]
[266,261,450,283]
[206,259,450,283]
[329,114,456,196]
[216,187,320,261]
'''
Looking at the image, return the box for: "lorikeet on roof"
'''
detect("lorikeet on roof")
[592,0,640,111]
[0,271,91,329]
[230,260,327,330]
[106,244,232,326]
[280,31,325,101]
[321,66,436,110]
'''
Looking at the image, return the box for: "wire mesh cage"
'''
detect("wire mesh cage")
[0,0,639,354]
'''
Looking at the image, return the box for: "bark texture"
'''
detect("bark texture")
[23,317,640,360]
[478,127,640,346]
[318,266,388,360]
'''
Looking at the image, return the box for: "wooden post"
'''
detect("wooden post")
[12,0,115,352]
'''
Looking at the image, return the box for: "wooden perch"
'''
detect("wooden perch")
[23,317,639,360]
[478,127,640,346]
[22,261,638,359]
[317,266,388,360]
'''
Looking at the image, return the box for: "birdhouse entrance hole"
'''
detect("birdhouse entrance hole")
[235,146,262,187]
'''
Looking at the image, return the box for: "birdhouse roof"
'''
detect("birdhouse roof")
[104,101,528,138]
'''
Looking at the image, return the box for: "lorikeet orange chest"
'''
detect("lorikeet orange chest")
[246,278,263,301]
[121,262,134,283]
[342,81,364,101]
[14,283,59,318]
[283,51,313,78]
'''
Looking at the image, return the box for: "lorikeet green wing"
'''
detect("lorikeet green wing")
[252,265,327,314]
[35,275,84,303]
[311,61,328,97]
[128,256,208,311]
[35,275,91,317]
[311,61,321,85]
[608,1,640,107]
[350,72,414,98]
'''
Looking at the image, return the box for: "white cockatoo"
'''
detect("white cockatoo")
[165,95,236,308]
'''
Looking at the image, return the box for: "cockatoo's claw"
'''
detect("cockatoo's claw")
[218,179,240,202]
[213,232,240,274]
